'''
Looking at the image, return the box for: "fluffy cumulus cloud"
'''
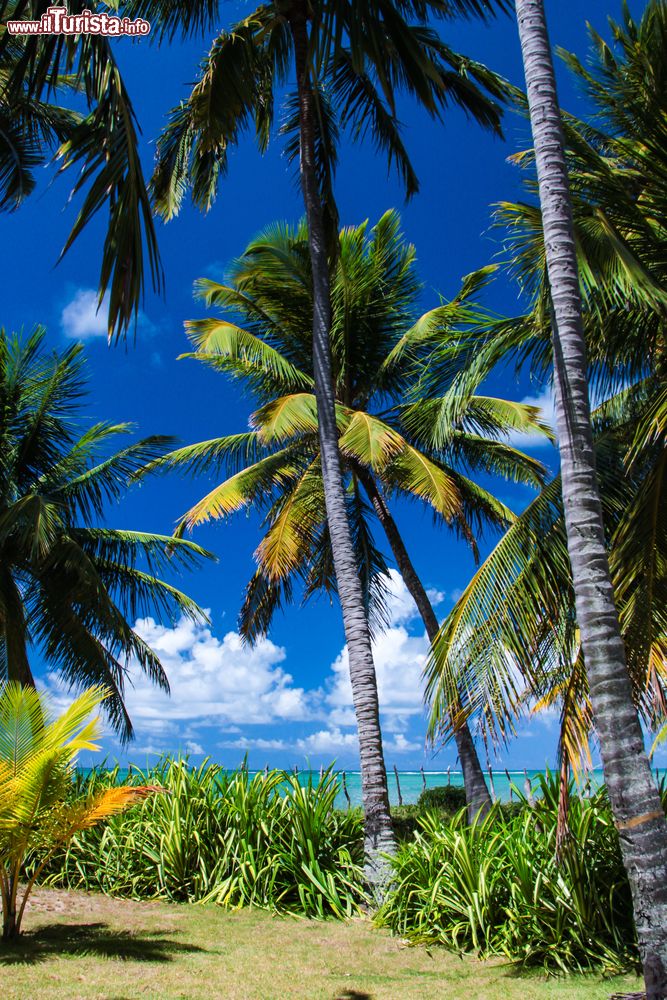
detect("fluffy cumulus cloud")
[60,288,156,341]
[61,289,110,340]
[132,572,433,759]
[384,571,444,627]
[86,615,316,756]
[220,728,420,757]
[42,571,442,761]
[326,570,433,724]
[508,386,555,449]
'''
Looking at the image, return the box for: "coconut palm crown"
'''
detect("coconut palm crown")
[157,211,547,620]
[0,2,162,337]
[0,328,211,737]
[424,2,667,773]
[147,212,549,818]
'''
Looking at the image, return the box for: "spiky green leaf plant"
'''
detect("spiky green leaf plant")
[0,682,159,940]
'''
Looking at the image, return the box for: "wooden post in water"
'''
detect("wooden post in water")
[523,769,536,806]
[393,764,403,807]
[319,764,324,783]
[342,770,351,810]
[505,769,513,802]
[264,763,269,777]
[447,766,451,786]
[420,766,427,792]
[487,765,497,803]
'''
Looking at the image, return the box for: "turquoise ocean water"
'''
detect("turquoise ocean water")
[93,766,667,811]
[276,769,590,809]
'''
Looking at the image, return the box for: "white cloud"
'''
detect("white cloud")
[219,736,288,752]
[60,288,157,341]
[508,386,555,449]
[383,568,444,627]
[134,745,167,756]
[61,289,110,340]
[327,626,427,719]
[297,728,359,755]
[328,707,358,728]
[38,572,440,762]
[385,733,421,753]
[112,616,315,758]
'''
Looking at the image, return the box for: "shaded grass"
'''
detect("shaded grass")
[1,886,644,1000]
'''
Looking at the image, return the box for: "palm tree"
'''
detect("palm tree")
[512,2,667,992]
[120,0,509,884]
[0,2,162,337]
[0,328,211,737]
[149,212,548,819]
[0,682,158,940]
[426,384,666,794]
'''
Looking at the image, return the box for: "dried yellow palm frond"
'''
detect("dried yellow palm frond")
[386,444,463,521]
[252,393,320,443]
[180,452,304,530]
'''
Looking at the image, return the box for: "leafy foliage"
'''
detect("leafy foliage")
[0,329,211,736]
[40,763,661,973]
[378,772,653,974]
[417,784,467,813]
[43,758,365,919]
[425,2,667,778]
[0,682,157,939]
[150,213,547,641]
[0,1,162,337]
[126,0,511,227]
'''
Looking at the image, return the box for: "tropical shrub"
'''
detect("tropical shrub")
[43,758,365,918]
[0,683,156,941]
[378,773,642,974]
[417,785,467,814]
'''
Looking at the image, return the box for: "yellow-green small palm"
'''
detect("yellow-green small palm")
[0,683,156,940]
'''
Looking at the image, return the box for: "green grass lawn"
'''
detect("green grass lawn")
[1,887,643,1000]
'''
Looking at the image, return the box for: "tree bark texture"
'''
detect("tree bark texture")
[289,6,396,894]
[516,2,667,994]
[356,466,492,821]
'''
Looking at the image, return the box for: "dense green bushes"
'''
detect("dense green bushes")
[417,785,467,813]
[378,775,641,974]
[41,759,365,918]
[39,761,666,975]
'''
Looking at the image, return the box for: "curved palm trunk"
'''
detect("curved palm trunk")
[356,467,492,821]
[1,568,35,686]
[289,7,395,892]
[516,3,667,995]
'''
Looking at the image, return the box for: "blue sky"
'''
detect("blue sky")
[7,0,655,772]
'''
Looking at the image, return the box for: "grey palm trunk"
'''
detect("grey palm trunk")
[356,466,492,821]
[516,1,667,995]
[289,7,396,891]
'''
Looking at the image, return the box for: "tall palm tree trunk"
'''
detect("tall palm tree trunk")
[356,466,492,821]
[516,2,667,995]
[289,6,395,891]
[2,569,35,686]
